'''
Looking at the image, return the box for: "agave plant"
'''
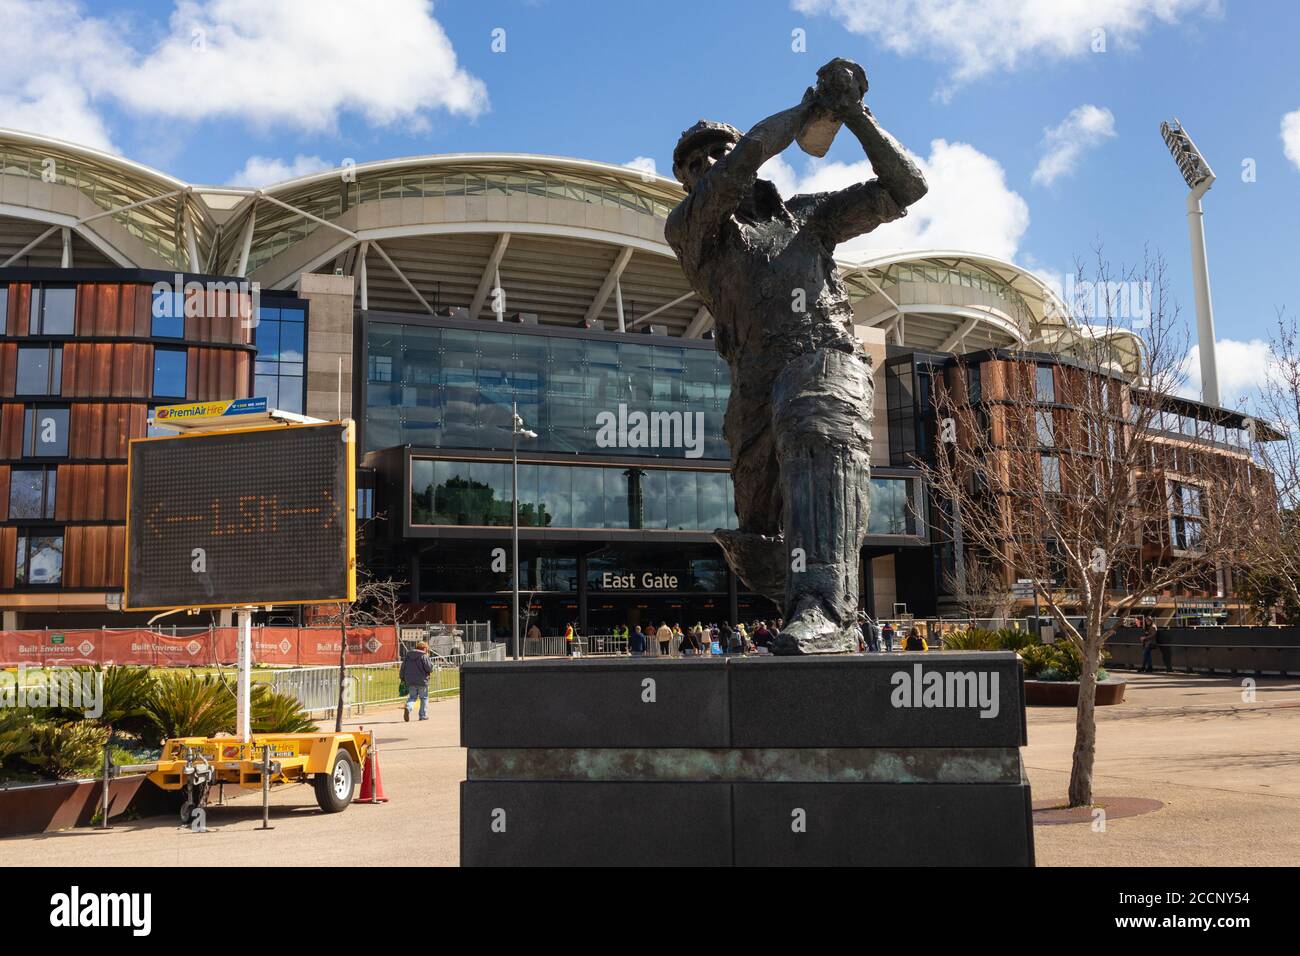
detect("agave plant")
[144,671,237,740]
[250,686,318,734]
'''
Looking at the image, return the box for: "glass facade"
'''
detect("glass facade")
[366,321,730,458]
[411,458,736,531]
[254,303,307,414]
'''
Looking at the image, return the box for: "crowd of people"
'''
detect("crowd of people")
[545,615,928,657]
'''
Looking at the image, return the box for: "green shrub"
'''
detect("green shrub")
[994,627,1038,652]
[144,671,236,739]
[20,720,110,778]
[54,666,157,737]
[251,687,317,734]
[0,709,38,768]
[940,627,999,650]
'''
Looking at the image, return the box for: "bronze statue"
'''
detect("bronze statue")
[665,59,928,654]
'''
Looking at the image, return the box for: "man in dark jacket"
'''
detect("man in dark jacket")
[628,625,647,657]
[401,641,434,721]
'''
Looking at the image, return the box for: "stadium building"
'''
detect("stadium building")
[0,129,1267,632]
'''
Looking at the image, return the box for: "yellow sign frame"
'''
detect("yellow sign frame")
[123,419,357,611]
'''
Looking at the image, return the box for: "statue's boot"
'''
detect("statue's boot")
[769,348,873,656]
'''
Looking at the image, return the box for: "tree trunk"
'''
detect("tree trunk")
[1067,627,1102,807]
[334,608,348,733]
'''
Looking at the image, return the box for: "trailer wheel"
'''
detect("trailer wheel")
[313,751,357,813]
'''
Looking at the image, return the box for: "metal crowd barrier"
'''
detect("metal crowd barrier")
[522,634,630,657]
[267,645,506,717]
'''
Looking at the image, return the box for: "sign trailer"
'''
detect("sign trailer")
[122,401,373,821]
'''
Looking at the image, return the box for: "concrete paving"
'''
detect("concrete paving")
[1,670,1297,866]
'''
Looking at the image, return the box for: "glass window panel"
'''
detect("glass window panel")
[24,407,69,457]
[8,467,49,518]
[411,459,435,524]
[277,321,304,363]
[152,348,187,399]
[16,345,59,395]
[21,533,63,584]
[639,468,667,529]
[469,461,511,525]
[620,344,654,403]
[36,287,76,334]
[276,377,303,414]
[1035,365,1054,403]
[537,463,572,528]
[1036,410,1054,447]
[255,318,281,360]
[1041,455,1061,493]
[400,326,439,385]
[667,470,697,529]
[570,467,604,528]
[697,472,730,530]
[151,290,185,338]
[650,346,684,402]
[683,353,717,402]
[0,286,7,334]
[254,375,280,407]
[603,468,631,529]
[586,340,623,405]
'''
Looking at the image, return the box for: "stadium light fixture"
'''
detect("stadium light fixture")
[1160,118,1220,406]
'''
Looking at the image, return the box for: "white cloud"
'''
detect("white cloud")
[227,154,334,187]
[622,156,659,180]
[793,0,1220,93]
[760,138,1030,261]
[1282,109,1300,171]
[0,0,486,150]
[0,0,121,150]
[1032,104,1116,186]
[1179,337,1276,406]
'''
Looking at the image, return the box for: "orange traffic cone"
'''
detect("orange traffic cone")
[359,734,389,803]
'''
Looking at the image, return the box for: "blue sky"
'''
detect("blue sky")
[2,0,1298,405]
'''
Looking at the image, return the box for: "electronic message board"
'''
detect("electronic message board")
[125,421,355,610]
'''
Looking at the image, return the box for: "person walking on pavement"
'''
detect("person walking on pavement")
[656,621,673,657]
[1140,617,1158,673]
[401,640,434,722]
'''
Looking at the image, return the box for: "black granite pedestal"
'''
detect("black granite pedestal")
[460,654,1034,866]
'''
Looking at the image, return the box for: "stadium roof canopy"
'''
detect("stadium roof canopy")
[0,129,1141,371]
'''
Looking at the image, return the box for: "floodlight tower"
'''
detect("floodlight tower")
[1160,118,1220,406]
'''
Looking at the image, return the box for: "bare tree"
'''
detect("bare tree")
[943,555,1016,621]
[921,249,1255,807]
[1239,308,1300,616]
[316,572,411,732]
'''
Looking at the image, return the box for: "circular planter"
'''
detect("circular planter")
[1024,678,1127,706]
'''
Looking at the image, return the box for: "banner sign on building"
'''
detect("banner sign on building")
[153,397,269,423]
[125,421,355,610]
[0,627,397,667]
